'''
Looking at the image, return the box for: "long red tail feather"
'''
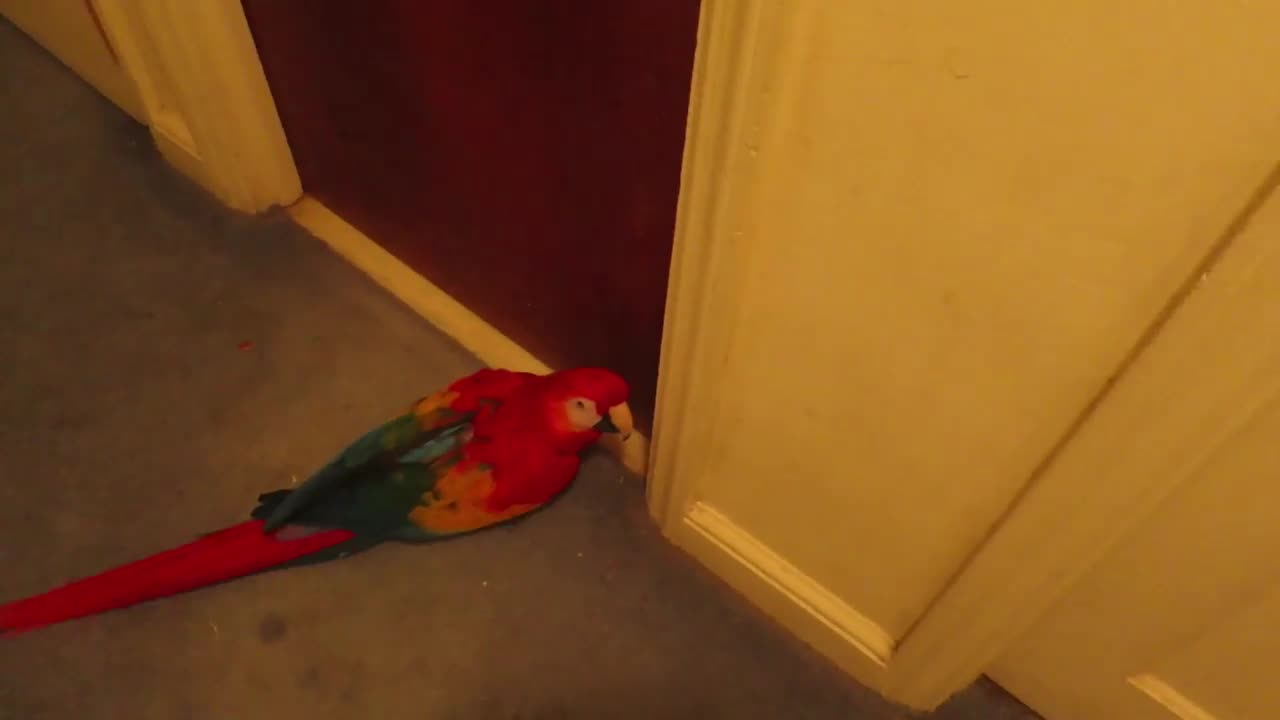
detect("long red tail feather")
[0,520,355,636]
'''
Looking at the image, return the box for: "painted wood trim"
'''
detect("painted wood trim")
[680,503,896,667]
[288,197,651,478]
[82,0,119,64]
[93,0,301,213]
[645,0,774,530]
[90,0,203,187]
[1129,675,1218,720]
[643,0,917,704]
[879,163,1280,709]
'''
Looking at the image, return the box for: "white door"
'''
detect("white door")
[648,0,1280,710]
[989,177,1280,719]
[2,0,145,121]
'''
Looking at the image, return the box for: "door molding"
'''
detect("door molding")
[90,0,300,213]
[646,0,915,699]
[647,0,772,531]
[647,0,1280,709]
[646,0,944,702]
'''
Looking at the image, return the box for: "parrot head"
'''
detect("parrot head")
[545,367,633,442]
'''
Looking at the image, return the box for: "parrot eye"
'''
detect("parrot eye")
[565,397,602,430]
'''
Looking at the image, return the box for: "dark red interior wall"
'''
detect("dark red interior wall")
[240,0,702,430]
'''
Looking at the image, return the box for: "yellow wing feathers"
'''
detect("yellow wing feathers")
[411,390,460,419]
[408,463,538,534]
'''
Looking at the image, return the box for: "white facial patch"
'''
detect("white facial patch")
[565,397,603,430]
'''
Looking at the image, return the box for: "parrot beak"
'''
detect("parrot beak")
[593,402,634,441]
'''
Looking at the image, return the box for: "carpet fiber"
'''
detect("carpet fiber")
[0,18,1038,720]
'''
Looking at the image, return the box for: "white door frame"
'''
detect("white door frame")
[90,0,300,214]
[85,0,1253,711]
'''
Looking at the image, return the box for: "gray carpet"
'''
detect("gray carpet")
[0,18,1037,720]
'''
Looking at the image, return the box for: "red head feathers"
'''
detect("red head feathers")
[545,367,630,409]
[464,367,633,449]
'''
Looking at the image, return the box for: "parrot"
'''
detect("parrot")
[0,366,633,636]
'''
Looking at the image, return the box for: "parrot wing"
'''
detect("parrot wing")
[404,431,584,537]
[259,370,538,532]
[252,459,447,540]
[259,368,540,532]
[260,398,475,532]
[249,456,506,543]
[256,431,583,543]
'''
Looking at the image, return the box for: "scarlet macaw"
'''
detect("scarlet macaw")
[0,366,633,635]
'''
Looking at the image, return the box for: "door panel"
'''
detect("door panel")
[678,0,1280,644]
[989,186,1280,719]
[1141,590,1280,720]
[1,0,144,121]
[240,0,702,430]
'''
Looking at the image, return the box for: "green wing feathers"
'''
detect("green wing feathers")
[252,461,453,540]
[257,379,545,540]
[260,405,473,532]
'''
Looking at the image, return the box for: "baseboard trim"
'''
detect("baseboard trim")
[1129,674,1216,720]
[287,196,650,477]
[674,501,896,672]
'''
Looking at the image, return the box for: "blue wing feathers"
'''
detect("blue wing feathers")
[259,411,472,532]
